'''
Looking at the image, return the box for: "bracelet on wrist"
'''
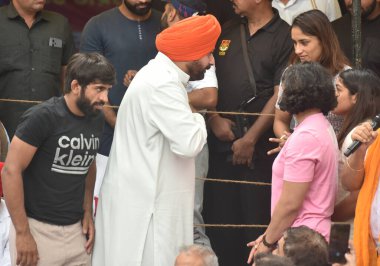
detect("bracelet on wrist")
[262,234,278,250]
[345,157,364,172]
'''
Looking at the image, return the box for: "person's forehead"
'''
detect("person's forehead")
[175,253,203,266]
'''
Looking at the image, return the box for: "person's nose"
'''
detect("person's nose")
[99,90,109,103]
[294,43,302,55]
[209,53,215,65]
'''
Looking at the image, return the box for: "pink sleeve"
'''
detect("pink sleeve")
[283,131,321,183]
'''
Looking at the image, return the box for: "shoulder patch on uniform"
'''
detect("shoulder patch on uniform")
[219,40,231,56]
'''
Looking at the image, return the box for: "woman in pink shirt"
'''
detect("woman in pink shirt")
[247,62,339,263]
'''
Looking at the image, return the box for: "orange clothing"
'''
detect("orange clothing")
[354,130,380,266]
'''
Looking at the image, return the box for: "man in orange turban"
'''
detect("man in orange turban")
[156,14,221,79]
[92,15,221,266]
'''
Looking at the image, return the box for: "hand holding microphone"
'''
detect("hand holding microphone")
[344,114,380,157]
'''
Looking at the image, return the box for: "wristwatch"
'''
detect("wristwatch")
[262,234,278,249]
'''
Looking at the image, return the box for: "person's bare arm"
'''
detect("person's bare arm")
[103,106,117,128]
[332,191,359,221]
[273,108,291,138]
[341,122,378,191]
[188,87,218,110]
[208,114,235,142]
[82,161,96,254]
[247,181,310,263]
[2,136,39,266]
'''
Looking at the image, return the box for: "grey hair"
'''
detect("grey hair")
[178,244,219,266]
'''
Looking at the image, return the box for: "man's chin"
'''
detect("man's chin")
[189,71,206,81]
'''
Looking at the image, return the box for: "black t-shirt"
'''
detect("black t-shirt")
[214,9,293,113]
[209,9,292,159]
[333,13,380,77]
[15,97,104,225]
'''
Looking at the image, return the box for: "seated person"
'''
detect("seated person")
[254,253,294,266]
[273,226,329,266]
[175,244,218,266]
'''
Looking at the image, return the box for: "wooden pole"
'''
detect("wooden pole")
[352,0,362,67]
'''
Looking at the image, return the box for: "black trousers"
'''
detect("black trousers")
[203,131,276,266]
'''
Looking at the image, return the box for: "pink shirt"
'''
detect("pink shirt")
[271,113,339,239]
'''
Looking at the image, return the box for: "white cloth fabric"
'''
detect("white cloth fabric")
[187,65,217,247]
[370,173,380,247]
[272,0,342,25]
[0,199,10,266]
[92,52,207,266]
[93,153,108,215]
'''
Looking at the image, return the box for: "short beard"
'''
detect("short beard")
[347,0,377,19]
[188,62,211,81]
[76,89,102,117]
[124,0,152,16]
[361,0,377,19]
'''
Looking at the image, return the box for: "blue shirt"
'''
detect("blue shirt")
[80,7,161,155]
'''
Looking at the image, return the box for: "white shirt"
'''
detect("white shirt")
[371,175,380,247]
[0,199,10,266]
[272,0,342,25]
[92,52,207,266]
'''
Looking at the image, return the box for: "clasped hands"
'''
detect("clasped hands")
[209,116,254,166]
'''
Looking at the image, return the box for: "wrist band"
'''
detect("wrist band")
[262,234,278,249]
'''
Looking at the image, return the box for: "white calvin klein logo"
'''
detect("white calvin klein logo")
[51,134,99,175]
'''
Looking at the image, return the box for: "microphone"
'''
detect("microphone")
[344,114,380,157]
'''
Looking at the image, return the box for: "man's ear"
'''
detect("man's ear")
[71,80,81,95]
[168,6,179,23]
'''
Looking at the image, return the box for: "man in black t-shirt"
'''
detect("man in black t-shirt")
[203,0,293,265]
[333,0,380,77]
[2,53,115,266]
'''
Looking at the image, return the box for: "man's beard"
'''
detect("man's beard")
[124,0,152,16]
[160,13,169,31]
[76,90,104,117]
[348,0,377,19]
[188,62,212,81]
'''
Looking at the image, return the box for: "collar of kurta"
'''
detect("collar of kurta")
[7,2,49,23]
[273,0,298,8]
[156,52,190,87]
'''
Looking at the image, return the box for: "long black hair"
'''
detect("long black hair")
[337,69,380,148]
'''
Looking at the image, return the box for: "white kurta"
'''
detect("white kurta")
[272,0,342,25]
[92,53,207,266]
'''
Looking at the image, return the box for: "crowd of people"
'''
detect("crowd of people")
[0,0,379,266]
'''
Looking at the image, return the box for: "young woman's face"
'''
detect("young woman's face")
[291,26,322,63]
[332,77,357,116]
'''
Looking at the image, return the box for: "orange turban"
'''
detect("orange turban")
[156,15,221,61]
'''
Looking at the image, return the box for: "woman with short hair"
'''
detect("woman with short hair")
[247,62,339,263]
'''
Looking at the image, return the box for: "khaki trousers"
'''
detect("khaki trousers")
[10,218,90,266]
